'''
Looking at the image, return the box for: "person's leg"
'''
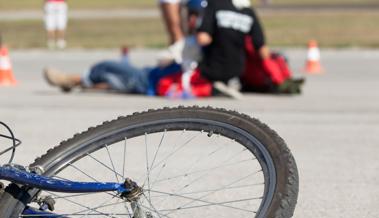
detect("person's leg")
[85,61,149,94]
[56,30,66,49]
[56,2,68,49]
[159,0,184,44]
[44,2,56,49]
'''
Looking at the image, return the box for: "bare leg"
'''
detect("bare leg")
[160,2,184,44]
[56,29,66,49]
[46,30,56,49]
[43,68,114,93]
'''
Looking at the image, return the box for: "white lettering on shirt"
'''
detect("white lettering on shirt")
[216,10,253,33]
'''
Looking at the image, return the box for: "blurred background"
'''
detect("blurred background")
[1,2,379,217]
[1,0,378,49]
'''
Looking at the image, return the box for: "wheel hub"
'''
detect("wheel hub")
[121,178,143,202]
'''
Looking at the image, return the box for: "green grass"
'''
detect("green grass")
[262,0,379,5]
[0,18,167,49]
[261,12,379,48]
[0,0,154,10]
[1,12,379,49]
[0,0,378,10]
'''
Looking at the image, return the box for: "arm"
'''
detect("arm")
[160,1,184,44]
[249,9,286,84]
[196,0,216,47]
[249,8,269,60]
[259,45,270,60]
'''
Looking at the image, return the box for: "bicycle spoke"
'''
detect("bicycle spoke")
[122,137,127,179]
[141,193,169,218]
[144,133,152,201]
[152,158,254,185]
[149,189,257,214]
[105,144,120,183]
[86,153,125,181]
[68,163,99,182]
[163,169,262,216]
[150,131,203,173]
[147,130,166,187]
[157,145,255,209]
[47,192,120,218]
[50,192,106,200]
[142,130,201,190]
[78,197,117,218]
[150,130,166,171]
[164,197,260,212]
[74,198,130,217]
[151,134,232,187]
[148,182,264,198]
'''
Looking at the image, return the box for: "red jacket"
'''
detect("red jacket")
[157,68,212,98]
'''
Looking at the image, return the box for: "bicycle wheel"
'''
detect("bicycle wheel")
[0,106,298,218]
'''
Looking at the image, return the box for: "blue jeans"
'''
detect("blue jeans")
[82,60,149,94]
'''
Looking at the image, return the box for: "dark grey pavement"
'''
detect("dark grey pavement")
[1,48,379,217]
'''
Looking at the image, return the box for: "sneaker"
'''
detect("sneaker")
[43,67,75,92]
[291,77,306,85]
[213,81,244,100]
[276,79,302,94]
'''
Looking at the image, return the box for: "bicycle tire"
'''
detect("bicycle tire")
[0,106,298,218]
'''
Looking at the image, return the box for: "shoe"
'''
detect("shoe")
[213,81,244,100]
[291,77,306,85]
[43,67,75,92]
[276,79,302,94]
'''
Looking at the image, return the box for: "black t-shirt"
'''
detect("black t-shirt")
[197,0,265,83]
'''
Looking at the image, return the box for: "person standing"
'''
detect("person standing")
[159,0,186,45]
[44,0,68,49]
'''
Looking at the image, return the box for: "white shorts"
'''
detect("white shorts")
[44,2,68,31]
[159,0,187,4]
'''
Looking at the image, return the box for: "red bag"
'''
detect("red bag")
[242,37,292,88]
[157,68,212,97]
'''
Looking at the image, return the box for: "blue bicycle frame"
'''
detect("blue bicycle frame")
[0,165,130,217]
[0,121,134,217]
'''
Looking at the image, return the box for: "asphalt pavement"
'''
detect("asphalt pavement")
[0,48,379,217]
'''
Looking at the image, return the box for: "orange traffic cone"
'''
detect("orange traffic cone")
[0,45,17,86]
[304,40,323,74]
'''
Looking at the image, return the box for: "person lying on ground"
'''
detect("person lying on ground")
[44,0,303,98]
[43,1,212,98]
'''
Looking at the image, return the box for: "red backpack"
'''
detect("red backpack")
[242,37,292,88]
